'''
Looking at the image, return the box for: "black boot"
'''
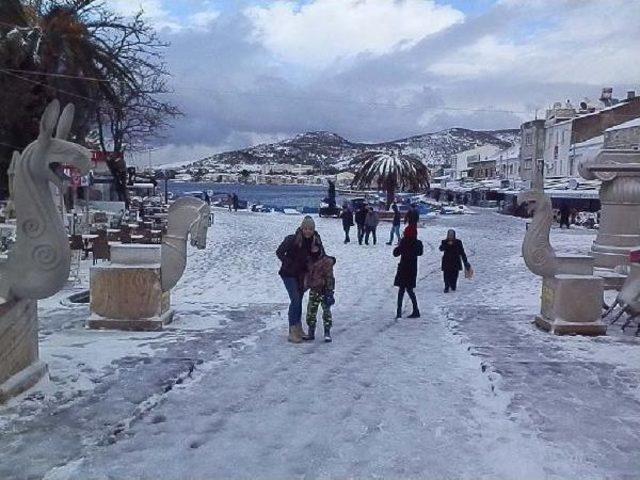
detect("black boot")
[302,325,315,341]
[396,307,402,319]
[408,309,420,318]
[324,326,332,342]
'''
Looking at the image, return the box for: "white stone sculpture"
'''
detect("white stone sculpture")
[0,100,91,301]
[161,196,210,292]
[88,196,210,331]
[518,189,606,335]
[1,100,91,402]
[605,263,640,334]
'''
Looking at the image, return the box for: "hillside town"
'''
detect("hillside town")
[167,88,640,203]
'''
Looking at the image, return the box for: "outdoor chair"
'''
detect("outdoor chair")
[68,234,84,284]
[91,238,110,264]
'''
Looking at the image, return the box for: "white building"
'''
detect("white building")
[492,144,521,180]
[542,101,578,177]
[452,145,502,180]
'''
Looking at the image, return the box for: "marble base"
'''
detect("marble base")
[87,309,174,332]
[536,275,607,336]
[0,299,48,403]
[535,316,607,336]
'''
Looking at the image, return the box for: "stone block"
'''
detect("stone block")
[88,265,173,331]
[536,275,607,335]
[0,299,48,403]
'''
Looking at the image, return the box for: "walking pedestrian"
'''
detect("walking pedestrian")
[393,225,423,318]
[340,203,354,243]
[355,204,367,245]
[227,194,233,212]
[404,203,419,226]
[276,216,324,343]
[386,203,401,245]
[364,206,379,245]
[439,229,470,293]
[232,193,239,212]
[303,245,336,342]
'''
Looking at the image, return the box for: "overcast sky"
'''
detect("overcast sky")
[112,0,640,166]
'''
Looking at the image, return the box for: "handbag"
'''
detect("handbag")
[464,266,474,280]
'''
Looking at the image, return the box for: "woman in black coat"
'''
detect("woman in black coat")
[276,215,324,343]
[393,225,423,318]
[439,229,470,293]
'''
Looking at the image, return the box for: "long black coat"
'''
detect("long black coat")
[341,209,354,228]
[393,237,423,289]
[439,239,469,272]
[276,230,324,280]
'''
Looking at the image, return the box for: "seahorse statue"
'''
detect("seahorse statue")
[161,196,210,292]
[0,100,91,301]
[517,189,593,278]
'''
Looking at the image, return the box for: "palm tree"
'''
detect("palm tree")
[351,151,430,208]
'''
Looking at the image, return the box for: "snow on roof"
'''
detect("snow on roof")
[606,117,640,132]
[574,135,604,147]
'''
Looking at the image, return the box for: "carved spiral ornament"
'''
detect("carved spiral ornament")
[22,218,45,239]
[31,244,61,271]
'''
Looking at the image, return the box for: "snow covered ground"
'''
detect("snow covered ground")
[1,209,639,479]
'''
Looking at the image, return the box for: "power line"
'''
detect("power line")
[1,68,109,83]
[0,68,100,105]
[176,85,535,116]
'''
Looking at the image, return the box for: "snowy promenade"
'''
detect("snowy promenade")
[2,209,640,479]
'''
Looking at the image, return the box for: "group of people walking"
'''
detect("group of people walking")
[339,202,421,246]
[276,209,471,343]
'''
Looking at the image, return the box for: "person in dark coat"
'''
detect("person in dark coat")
[404,204,419,226]
[232,193,239,212]
[276,215,324,343]
[559,203,571,229]
[354,204,367,245]
[439,229,470,293]
[364,206,379,245]
[386,203,401,245]
[340,203,354,244]
[393,225,423,318]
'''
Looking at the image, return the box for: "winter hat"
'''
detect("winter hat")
[301,215,315,230]
[404,225,417,239]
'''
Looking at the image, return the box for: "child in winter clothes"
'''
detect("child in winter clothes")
[303,246,336,342]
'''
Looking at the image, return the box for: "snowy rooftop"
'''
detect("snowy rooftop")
[606,117,640,132]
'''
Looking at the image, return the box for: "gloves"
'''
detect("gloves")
[323,292,335,306]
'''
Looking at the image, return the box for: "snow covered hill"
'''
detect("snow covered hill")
[190,128,519,172]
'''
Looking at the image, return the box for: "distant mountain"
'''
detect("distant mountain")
[189,128,520,172]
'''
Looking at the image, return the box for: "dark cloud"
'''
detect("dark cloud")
[151,0,640,164]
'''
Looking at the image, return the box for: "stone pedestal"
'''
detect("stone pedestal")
[87,244,173,331]
[0,299,48,403]
[535,275,607,335]
[584,150,640,274]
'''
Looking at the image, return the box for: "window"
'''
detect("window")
[525,133,532,145]
[553,145,559,159]
[561,130,565,144]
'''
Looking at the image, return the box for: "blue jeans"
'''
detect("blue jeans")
[281,276,303,327]
[389,224,401,243]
